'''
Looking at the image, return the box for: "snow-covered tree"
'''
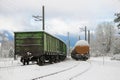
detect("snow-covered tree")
[95,22,115,55]
[112,36,120,54]
[89,31,96,55]
[0,32,14,58]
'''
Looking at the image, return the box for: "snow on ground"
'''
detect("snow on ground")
[0,57,120,80]
[74,57,120,80]
[39,61,90,80]
[0,58,80,80]
[0,58,22,68]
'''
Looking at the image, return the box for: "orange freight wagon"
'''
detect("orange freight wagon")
[71,40,90,61]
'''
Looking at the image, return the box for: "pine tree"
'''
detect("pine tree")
[114,13,120,29]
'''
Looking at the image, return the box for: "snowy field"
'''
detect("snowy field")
[0,57,120,80]
[0,58,22,68]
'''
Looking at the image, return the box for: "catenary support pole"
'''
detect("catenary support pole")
[42,6,45,30]
[85,26,87,40]
[88,30,90,44]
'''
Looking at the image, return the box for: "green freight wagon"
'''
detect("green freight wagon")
[14,31,67,65]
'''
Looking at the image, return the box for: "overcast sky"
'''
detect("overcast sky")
[0,0,120,37]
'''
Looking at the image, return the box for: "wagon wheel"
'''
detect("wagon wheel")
[49,56,54,64]
[38,55,45,65]
[55,55,59,63]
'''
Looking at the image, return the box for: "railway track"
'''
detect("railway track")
[69,61,91,80]
[0,59,91,80]
[32,63,79,80]
[32,60,91,80]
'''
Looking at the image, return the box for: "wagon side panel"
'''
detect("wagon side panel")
[14,32,44,57]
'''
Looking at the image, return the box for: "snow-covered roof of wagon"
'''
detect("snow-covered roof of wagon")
[75,40,89,46]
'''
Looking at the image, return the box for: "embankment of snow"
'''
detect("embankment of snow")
[111,54,120,60]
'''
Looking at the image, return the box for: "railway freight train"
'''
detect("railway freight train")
[14,31,67,65]
[71,40,90,61]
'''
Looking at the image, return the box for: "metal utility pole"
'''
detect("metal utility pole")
[78,35,81,40]
[67,32,70,56]
[85,26,87,41]
[42,6,45,30]
[102,43,105,65]
[32,5,45,31]
[88,30,90,44]
[79,26,87,40]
